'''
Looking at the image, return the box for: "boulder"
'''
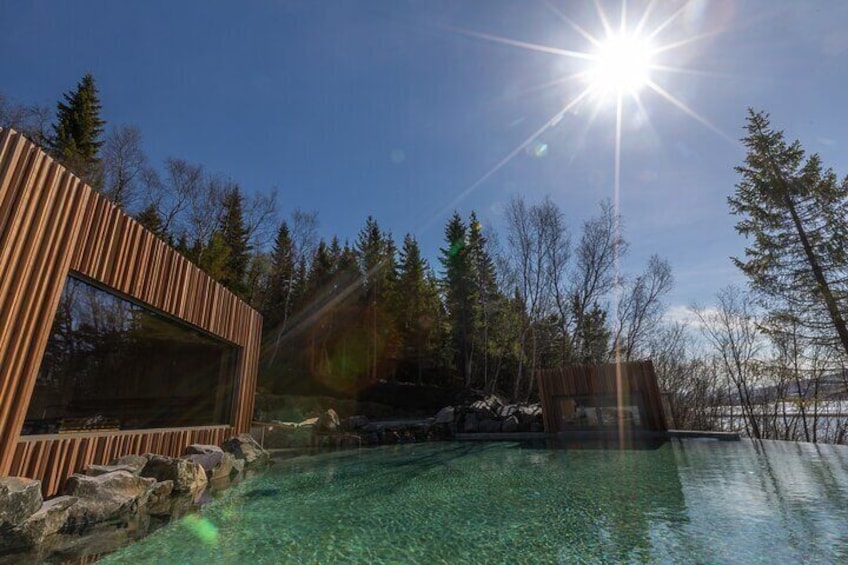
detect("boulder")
[317,408,340,432]
[479,419,502,433]
[497,404,518,419]
[85,464,138,477]
[468,400,495,420]
[63,471,156,529]
[182,444,224,456]
[141,455,208,494]
[463,413,479,433]
[108,454,148,474]
[433,406,455,425]
[10,496,77,547]
[502,415,520,433]
[517,404,542,424]
[183,452,237,482]
[298,417,319,428]
[221,434,269,469]
[146,480,174,516]
[0,477,42,529]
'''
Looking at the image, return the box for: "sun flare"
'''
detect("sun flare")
[588,33,654,96]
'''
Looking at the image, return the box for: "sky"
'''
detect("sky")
[3,0,848,318]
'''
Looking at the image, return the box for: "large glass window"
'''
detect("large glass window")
[555,394,644,430]
[22,275,238,435]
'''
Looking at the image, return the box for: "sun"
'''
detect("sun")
[588,33,654,96]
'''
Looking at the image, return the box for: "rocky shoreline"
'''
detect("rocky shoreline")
[259,395,544,448]
[0,434,270,564]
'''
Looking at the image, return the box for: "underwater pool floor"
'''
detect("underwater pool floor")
[100,439,848,564]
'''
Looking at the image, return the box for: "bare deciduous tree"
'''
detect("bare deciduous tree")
[692,286,764,438]
[101,125,147,210]
[615,254,673,360]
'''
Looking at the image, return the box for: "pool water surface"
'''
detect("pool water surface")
[101,439,848,564]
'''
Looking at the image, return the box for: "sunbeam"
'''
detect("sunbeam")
[442,24,593,61]
[646,79,737,144]
[420,87,594,232]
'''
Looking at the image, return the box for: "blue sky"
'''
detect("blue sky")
[3,1,848,315]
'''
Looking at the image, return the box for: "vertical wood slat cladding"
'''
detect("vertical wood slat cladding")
[11,427,232,497]
[535,360,667,433]
[0,129,262,495]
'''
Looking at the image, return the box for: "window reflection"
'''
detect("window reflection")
[556,394,644,429]
[23,275,238,435]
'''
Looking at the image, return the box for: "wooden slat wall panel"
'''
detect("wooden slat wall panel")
[0,129,262,495]
[11,426,232,496]
[535,360,667,433]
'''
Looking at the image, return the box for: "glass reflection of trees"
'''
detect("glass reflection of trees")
[23,276,238,434]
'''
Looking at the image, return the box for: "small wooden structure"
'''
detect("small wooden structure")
[535,360,667,434]
[0,129,262,495]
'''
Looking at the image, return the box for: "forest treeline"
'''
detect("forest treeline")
[4,77,848,443]
[0,75,675,401]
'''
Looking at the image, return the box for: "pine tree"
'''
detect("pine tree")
[264,221,296,329]
[467,212,498,388]
[439,212,476,385]
[397,234,442,383]
[197,231,231,282]
[218,186,251,297]
[729,110,848,357]
[355,217,398,380]
[51,74,106,186]
[136,204,166,240]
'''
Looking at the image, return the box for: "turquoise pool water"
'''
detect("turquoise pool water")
[101,440,848,564]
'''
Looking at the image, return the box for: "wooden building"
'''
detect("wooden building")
[535,360,667,434]
[0,129,262,496]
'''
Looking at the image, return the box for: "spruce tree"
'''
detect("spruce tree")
[218,186,251,297]
[136,203,166,240]
[729,110,848,357]
[397,234,441,383]
[264,221,296,329]
[439,212,475,385]
[355,217,398,380]
[197,231,231,282]
[467,212,498,387]
[51,74,106,186]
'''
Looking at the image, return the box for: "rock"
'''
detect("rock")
[85,464,138,477]
[479,419,502,433]
[141,455,208,494]
[497,404,518,419]
[433,406,455,425]
[183,452,236,482]
[317,409,340,432]
[517,404,542,424]
[0,477,43,529]
[270,421,299,430]
[63,471,156,529]
[182,444,223,456]
[221,434,269,469]
[146,480,174,516]
[469,400,495,420]
[463,413,479,433]
[502,415,520,433]
[10,496,77,547]
[345,415,369,430]
[231,458,245,476]
[108,454,148,474]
